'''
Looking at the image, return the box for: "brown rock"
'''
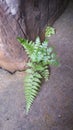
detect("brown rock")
[0,0,69,72]
[0,3,27,73]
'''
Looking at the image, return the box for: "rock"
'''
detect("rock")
[0,0,69,72]
[0,3,27,73]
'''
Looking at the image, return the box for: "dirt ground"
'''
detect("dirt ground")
[0,1,73,130]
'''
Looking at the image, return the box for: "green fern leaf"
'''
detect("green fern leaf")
[41,65,50,81]
[43,69,50,81]
[34,72,42,79]
[45,26,55,37]
[24,71,42,114]
[17,37,34,55]
[48,59,59,66]
[35,37,41,45]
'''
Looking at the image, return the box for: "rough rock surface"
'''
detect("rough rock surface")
[0,0,68,72]
[0,1,73,130]
[0,2,27,73]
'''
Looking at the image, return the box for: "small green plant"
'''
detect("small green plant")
[17,26,59,114]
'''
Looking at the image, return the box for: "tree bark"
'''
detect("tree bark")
[0,0,69,72]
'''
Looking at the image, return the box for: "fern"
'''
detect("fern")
[45,26,55,37]
[17,38,35,56]
[17,26,59,114]
[24,70,42,113]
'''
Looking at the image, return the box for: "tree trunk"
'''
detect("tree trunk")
[0,0,69,72]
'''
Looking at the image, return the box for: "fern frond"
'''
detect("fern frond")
[41,65,50,81]
[35,37,41,45]
[48,59,59,66]
[17,37,34,55]
[24,70,42,114]
[45,26,55,37]
[43,69,50,81]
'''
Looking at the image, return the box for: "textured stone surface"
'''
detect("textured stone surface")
[0,0,73,130]
[0,2,27,73]
[21,0,69,41]
[0,0,68,72]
